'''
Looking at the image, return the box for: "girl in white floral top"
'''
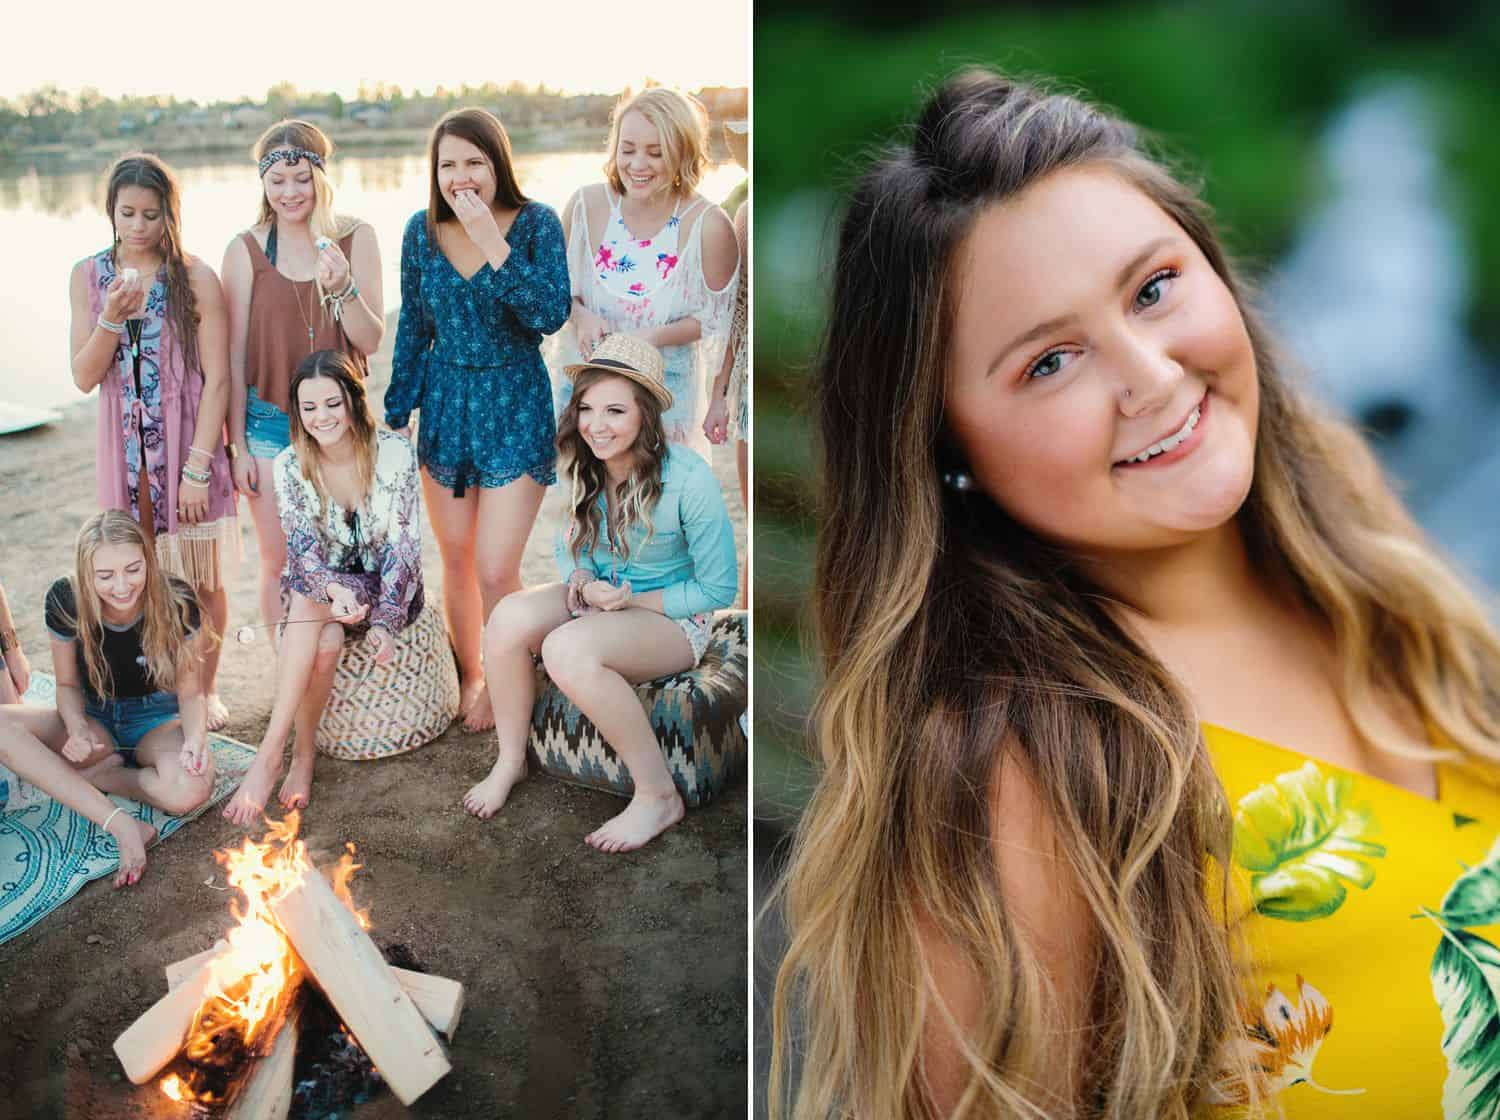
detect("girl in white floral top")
[553,87,739,458]
[224,351,424,824]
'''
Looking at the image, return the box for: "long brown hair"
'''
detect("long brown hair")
[425,108,529,244]
[555,369,668,564]
[105,154,200,371]
[72,511,206,699]
[286,349,378,507]
[772,68,1500,1119]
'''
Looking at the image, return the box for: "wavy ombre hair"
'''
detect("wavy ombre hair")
[556,369,668,565]
[286,350,378,510]
[770,69,1500,1119]
[71,511,205,699]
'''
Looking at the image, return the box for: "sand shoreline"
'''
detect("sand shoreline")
[0,317,749,1118]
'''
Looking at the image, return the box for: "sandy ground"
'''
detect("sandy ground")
[0,319,749,1119]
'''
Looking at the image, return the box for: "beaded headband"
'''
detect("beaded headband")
[258,147,325,177]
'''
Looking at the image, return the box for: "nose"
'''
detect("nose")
[1112,326,1181,419]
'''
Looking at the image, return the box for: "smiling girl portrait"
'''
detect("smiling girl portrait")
[769,68,1500,1120]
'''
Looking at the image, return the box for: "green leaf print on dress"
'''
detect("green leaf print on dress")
[1426,835,1500,1118]
[1232,761,1387,921]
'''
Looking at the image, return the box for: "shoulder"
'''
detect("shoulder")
[403,209,429,239]
[695,202,736,254]
[520,200,563,237]
[663,444,714,487]
[186,255,222,291]
[344,219,379,250]
[45,575,76,613]
[44,577,77,637]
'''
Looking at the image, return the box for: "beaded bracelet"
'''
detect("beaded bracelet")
[97,316,125,334]
[181,465,212,485]
[187,445,213,460]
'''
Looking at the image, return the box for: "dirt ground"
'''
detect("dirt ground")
[0,321,749,1119]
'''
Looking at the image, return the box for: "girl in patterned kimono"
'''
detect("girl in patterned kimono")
[67,154,237,730]
[224,351,424,824]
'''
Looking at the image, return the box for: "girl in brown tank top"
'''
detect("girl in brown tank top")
[222,120,386,637]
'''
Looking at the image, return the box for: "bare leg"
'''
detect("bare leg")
[0,707,155,887]
[540,610,695,853]
[244,458,287,634]
[464,476,548,731]
[280,622,341,811]
[736,439,748,608]
[223,591,334,825]
[195,582,230,730]
[422,469,487,728]
[0,670,19,705]
[462,584,571,819]
[93,720,213,817]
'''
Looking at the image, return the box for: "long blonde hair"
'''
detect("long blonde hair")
[72,511,206,699]
[771,69,1500,1119]
[603,87,711,197]
[253,120,358,267]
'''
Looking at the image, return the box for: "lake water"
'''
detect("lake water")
[0,148,743,412]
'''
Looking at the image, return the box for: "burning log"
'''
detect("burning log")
[223,992,301,1120]
[165,945,465,1039]
[113,957,220,1084]
[270,864,451,1105]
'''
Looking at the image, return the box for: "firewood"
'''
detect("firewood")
[224,992,302,1120]
[113,958,218,1084]
[165,946,465,1038]
[269,870,451,1105]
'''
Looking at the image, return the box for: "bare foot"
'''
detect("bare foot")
[223,756,281,826]
[585,789,685,854]
[278,752,315,811]
[205,694,230,732]
[462,753,527,819]
[460,679,495,733]
[109,816,158,889]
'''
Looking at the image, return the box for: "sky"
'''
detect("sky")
[7,1,749,102]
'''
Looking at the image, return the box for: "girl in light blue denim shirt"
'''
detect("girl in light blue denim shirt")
[462,335,735,853]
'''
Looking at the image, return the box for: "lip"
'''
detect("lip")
[1114,393,1210,470]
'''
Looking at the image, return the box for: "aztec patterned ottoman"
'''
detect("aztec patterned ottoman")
[315,603,461,761]
[528,610,747,807]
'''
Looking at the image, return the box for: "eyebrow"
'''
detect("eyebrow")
[983,235,1178,378]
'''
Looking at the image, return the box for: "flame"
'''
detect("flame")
[157,812,370,1105]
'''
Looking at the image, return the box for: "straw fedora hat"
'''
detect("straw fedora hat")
[565,333,674,411]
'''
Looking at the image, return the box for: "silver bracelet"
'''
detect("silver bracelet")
[97,316,125,334]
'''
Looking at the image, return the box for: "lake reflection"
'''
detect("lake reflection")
[0,148,743,411]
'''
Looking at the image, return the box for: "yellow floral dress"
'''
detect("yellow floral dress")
[1206,724,1500,1118]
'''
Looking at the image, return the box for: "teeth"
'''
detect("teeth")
[1129,406,1200,463]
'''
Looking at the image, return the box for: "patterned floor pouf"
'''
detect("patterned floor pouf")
[315,602,461,760]
[529,610,747,807]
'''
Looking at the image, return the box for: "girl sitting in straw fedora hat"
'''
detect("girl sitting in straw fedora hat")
[463,333,737,852]
[224,350,427,825]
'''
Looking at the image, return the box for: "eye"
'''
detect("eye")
[1135,268,1179,311]
[1025,348,1079,381]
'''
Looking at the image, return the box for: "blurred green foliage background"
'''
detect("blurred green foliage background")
[752,0,1500,825]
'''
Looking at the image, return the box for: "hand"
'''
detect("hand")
[179,736,209,776]
[7,646,30,697]
[450,190,508,262]
[703,395,730,445]
[566,570,596,616]
[178,475,210,524]
[366,626,395,666]
[101,275,146,323]
[232,454,259,496]
[582,580,632,612]
[572,305,609,360]
[63,727,106,764]
[327,586,369,625]
[315,239,352,293]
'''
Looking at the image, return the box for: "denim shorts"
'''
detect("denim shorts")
[245,385,292,460]
[84,691,180,766]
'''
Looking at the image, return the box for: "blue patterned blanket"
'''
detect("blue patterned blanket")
[0,672,255,947]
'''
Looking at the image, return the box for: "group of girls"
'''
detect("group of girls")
[0,85,743,887]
